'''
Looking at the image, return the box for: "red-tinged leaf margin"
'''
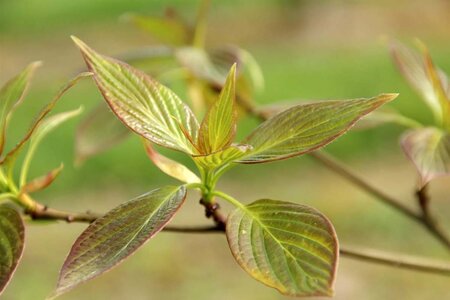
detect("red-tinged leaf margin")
[0,72,92,169]
[0,206,25,295]
[0,61,42,155]
[51,185,187,299]
[239,94,398,164]
[72,36,200,154]
[21,163,64,194]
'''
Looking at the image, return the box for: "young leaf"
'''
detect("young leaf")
[53,185,187,298]
[226,199,338,297]
[0,61,41,155]
[401,127,450,187]
[20,107,82,187]
[123,10,192,46]
[390,41,450,127]
[0,206,25,295]
[0,72,92,169]
[144,141,200,183]
[72,37,200,154]
[193,144,252,170]
[75,103,130,165]
[21,163,64,194]
[239,94,397,163]
[197,64,237,153]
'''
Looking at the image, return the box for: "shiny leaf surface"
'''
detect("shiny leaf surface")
[239,94,397,163]
[226,199,338,297]
[72,37,199,154]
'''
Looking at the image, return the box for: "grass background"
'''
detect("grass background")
[1,0,449,299]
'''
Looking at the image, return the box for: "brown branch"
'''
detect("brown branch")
[340,246,450,276]
[22,198,450,275]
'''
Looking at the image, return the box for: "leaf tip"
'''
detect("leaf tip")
[380,93,399,102]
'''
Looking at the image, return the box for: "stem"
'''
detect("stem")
[18,194,450,276]
[340,246,450,276]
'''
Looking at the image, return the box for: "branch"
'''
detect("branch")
[340,246,450,276]
[23,199,450,276]
[236,97,450,250]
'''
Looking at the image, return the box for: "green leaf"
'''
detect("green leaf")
[0,61,41,155]
[239,94,397,163]
[53,185,187,298]
[123,10,192,46]
[0,72,92,170]
[197,64,237,153]
[72,37,200,154]
[390,41,450,128]
[144,141,200,184]
[193,144,252,170]
[226,199,338,297]
[401,127,450,187]
[0,205,25,295]
[75,103,130,165]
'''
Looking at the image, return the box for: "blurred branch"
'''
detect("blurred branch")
[236,95,450,251]
[340,246,450,276]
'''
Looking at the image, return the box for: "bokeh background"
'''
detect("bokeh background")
[1,0,450,299]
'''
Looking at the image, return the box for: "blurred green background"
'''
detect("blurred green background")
[1,0,449,299]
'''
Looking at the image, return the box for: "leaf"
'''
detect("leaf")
[75,104,130,165]
[21,163,64,194]
[144,141,200,183]
[53,185,187,298]
[0,205,25,295]
[226,199,338,297]
[401,127,450,187]
[72,37,200,154]
[239,94,397,163]
[123,9,192,46]
[0,61,41,155]
[0,72,92,169]
[390,41,450,127]
[193,144,252,170]
[197,64,237,153]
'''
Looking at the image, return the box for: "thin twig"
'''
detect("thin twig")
[340,246,450,276]
[22,199,450,275]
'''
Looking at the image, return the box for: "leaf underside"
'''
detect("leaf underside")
[0,206,25,295]
[72,37,199,154]
[226,199,338,297]
[401,127,450,187]
[144,142,200,183]
[239,94,397,163]
[53,185,187,298]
